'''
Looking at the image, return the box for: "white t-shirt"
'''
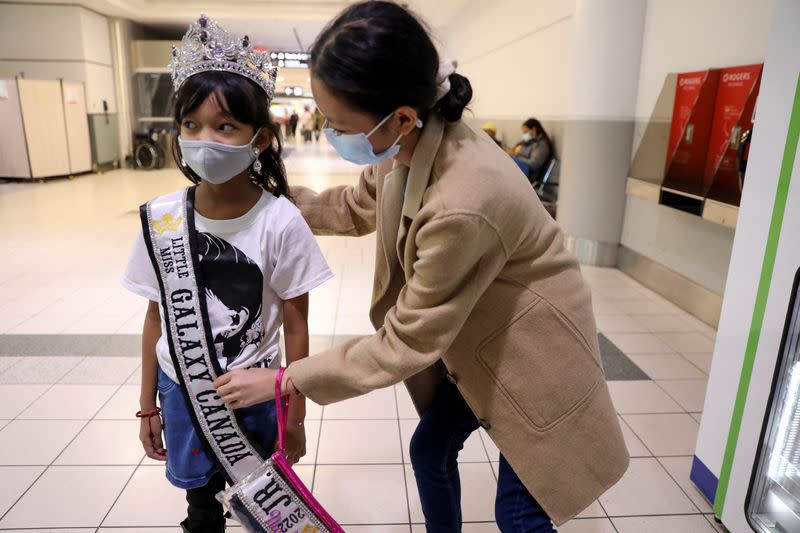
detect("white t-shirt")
[122,190,333,383]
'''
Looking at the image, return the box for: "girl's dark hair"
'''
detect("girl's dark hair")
[310,0,472,122]
[172,71,289,199]
[523,117,553,151]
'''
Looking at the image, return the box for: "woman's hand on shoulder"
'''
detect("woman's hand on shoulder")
[214,368,277,408]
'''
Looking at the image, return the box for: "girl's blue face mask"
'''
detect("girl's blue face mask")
[323,112,423,166]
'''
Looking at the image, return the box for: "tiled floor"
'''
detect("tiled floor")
[0,143,723,531]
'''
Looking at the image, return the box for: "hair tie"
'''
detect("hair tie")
[435,59,458,101]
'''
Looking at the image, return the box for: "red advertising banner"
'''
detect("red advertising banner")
[704,64,763,205]
[663,69,720,197]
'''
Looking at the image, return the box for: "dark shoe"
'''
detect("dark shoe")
[180,517,225,533]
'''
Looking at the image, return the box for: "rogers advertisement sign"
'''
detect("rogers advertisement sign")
[666,72,707,165]
[663,69,720,195]
[704,64,763,200]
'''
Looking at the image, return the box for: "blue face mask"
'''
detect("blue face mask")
[323,112,422,166]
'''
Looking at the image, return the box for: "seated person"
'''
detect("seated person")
[509,118,552,183]
[482,122,503,147]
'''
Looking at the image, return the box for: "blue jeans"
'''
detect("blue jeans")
[157,366,278,489]
[410,379,555,532]
[513,157,533,182]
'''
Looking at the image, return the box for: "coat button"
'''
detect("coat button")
[446,372,458,385]
[479,419,491,430]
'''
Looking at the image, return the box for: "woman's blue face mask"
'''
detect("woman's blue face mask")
[323,112,422,166]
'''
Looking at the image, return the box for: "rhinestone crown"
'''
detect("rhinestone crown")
[170,13,278,99]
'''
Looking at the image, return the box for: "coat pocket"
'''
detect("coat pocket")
[477,298,603,430]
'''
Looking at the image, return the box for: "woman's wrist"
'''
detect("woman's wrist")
[280,367,302,397]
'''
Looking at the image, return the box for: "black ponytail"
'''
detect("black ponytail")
[435,73,473,122]
[310,0,472,122]
[171,71,291,200]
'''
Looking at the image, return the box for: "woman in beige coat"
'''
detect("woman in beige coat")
[215,2,629,530]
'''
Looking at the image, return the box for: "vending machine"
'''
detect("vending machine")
[692,1,800,531]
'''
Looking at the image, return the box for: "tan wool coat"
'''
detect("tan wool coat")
[289,112,629,525]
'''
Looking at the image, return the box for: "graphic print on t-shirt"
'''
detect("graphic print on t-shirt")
[196,232,265,369]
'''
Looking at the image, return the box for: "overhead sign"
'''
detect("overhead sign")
[283,86,305,97]
[269,51,309,69]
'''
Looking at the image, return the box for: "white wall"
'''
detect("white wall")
[438,0,575,120]
[0,5,84,61]
[622,196,736,294]
[635,0,775,122]
[0,4,116,114]
[84,63,117,114]
[80,9,113,66]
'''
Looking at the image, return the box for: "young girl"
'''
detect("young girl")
[122,14,332,533]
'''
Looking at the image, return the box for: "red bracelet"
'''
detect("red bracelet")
[136,407,162,419]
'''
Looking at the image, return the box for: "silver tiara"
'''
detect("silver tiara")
[170,13,278,99]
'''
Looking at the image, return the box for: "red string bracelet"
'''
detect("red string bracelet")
[136,407,162,419]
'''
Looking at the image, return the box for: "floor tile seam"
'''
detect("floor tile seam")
[655,455,703,514]
[112,308,146,335]
[616,411,693,416]
[46,379,129,469]
[651,331,715,351]
[2,379,56,423]
[595,490,611,520]
[309,404,325,493]
[650,379,700,415]
[39,301,109,335]
[15,381,128,421]
[392,386,414,528]
[476,431,496,480]
[615,347,681,357]
[0,415,94,525]
[0,272,28,296]
[0,464,49,525]
[607,511,710,519]
[4,285,88,335]
[0,356,87,387]
[618,417,658,459]
[617,454,703,512]
[327,266,345,341]
[95,456,145,529]
[602,327,713,335]
[6,374,63,428]
[0,357,24,379]
[628,356,707,384]
[652,377,709,383]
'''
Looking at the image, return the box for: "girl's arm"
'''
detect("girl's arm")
[139,300,167,461]
[282,293,309,464]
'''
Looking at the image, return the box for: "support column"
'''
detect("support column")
[557,0,647,266]
[110,18,134,166]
